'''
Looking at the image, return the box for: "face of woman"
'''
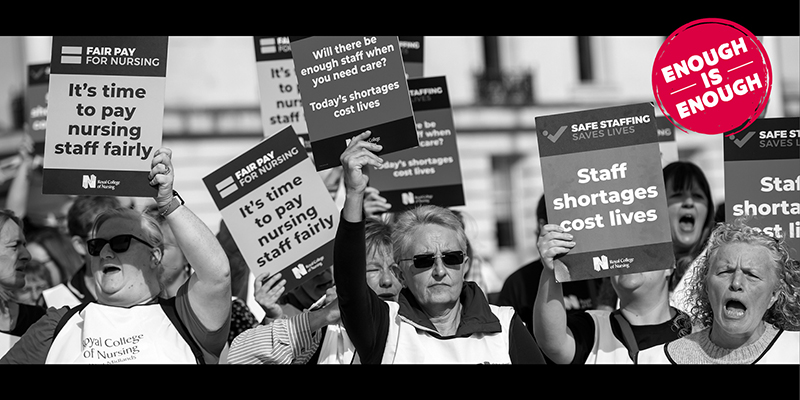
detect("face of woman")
[13,274,49,306]
[365,246,401,302]
[91,217,158,306]
[398,224,467,315]
[0,221,30,290]
[666,178,709,254]
[706,242,780,347]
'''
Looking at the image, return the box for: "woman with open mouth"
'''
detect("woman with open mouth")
[657,220,800,364]
[1,148,232,364]
[662,161,716,311]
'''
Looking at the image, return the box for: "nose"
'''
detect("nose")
[98,242,115,258]
[729,269,744,291]
[378,269,395,288]
[681,194,695,207]
[431,257,447,279]
[19,245,31,262]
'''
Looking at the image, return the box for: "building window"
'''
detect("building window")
[577,36,593,82]
[492,154,520,248]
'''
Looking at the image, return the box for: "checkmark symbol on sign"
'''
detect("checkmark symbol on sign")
[543,125,568,143]
[729,131,756,148]
[30,68,45,80]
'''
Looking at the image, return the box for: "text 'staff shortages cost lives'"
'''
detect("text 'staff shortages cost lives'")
[724,117,800,256]
[536,102,674,282]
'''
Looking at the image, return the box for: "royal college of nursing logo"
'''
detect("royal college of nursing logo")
[401,191,415,205]
[592,255,609,272]
[82,174,96,189]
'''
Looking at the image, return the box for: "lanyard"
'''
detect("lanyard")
[611,310,640,364]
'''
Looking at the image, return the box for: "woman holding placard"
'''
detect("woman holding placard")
[334,130,543,364]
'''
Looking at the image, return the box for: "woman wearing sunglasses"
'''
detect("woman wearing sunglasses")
[333,131,544,364]
[1,148,231,364]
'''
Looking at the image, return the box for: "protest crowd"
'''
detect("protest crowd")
[0,35,799,366]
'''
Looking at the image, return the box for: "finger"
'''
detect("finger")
[541,244,574,260]
[268,279,286,295]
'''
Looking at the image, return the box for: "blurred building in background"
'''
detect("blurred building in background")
[0,35,797,292]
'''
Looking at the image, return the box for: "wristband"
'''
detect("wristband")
[159,190,184,217]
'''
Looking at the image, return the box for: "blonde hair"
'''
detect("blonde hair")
[686,218,800,330]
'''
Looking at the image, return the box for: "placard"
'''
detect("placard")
[289,36,418,171]
[42,36,168,196]
[203,125,339,293]
[535,103,674,282]
[368,76,464,211]
[25,63,50,157]
[398,36,424,78]
[253,36,308,137]
[724,117,800,256]
[654,116,679,167]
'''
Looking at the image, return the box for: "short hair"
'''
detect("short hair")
[392,205,467,262]
[90,207,164,252]
[365,217,393,260]
[67,196,122,238]
[0,209,24,233]
[686,219,800,330]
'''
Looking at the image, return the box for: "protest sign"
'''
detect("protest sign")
[724,117,800,256]
[289,36,418,171]
[42,36,168,196]
[203,125,339,293]
[654,116,679,167]
[254,36,308,137]
[25,63,50,157]
[535,103,674,282]
[368,76,464,211]
[398,36,424,78]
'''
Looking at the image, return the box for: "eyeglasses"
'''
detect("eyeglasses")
[86,234,154,256]
[400,250,465,269]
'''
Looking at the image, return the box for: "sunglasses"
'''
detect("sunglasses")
[86,234,153,257]
[400,250,465,269]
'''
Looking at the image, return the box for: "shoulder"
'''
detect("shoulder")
[13,303,47,335]
[0,306,70,364]
[174,285,231,361]
[664,328,708,364]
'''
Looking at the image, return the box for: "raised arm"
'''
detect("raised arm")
[334,131,390,363]
[5,135,34,218]
[149,148,231,331]
[341,130,383,224]
[532,223,577,364]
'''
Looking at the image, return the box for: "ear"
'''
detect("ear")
[461,255,471,278]
[150,248,162,268]
[391,264,406,287]
[71,235,86,256]
[768,288,781,309]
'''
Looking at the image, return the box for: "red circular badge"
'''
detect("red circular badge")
[652,18,771,136]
